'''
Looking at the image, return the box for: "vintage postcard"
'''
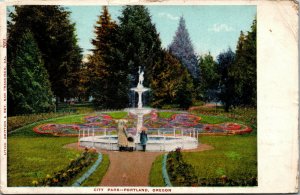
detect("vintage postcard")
[0,0,298,194]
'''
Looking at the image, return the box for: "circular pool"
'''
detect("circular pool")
[79,135,198,152]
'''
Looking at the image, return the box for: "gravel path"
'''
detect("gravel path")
[100,151,163,186]
[64,143,214,186]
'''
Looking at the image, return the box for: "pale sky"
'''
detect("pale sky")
[65,5,256,59]
[7,5,256,59]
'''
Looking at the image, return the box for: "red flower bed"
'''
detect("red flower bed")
[33,124,81,136]
[223,123,241,130]
[32,112,252,136]
[201,123,252,135]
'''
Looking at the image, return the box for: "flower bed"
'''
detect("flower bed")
[33,148,97,186]
[8,112,69,132]
[202,123,252,135]
[33,124,81,136]
[166,148,257,186]
[32,112,252,136]
[167,148,198,186]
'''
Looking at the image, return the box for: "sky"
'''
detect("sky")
[65,5,256,59]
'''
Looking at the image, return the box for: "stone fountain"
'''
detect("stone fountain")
[126,67,152,140]
[79,67,199,151]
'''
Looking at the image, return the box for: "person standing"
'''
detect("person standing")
[140,129,148,152]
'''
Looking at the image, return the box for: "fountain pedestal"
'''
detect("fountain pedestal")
[128,68,152,144]
[129,85,151,140]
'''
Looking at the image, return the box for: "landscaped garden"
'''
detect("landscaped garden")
[8,104,256,187]
[7,104,110,187]
[6,4,257,189]
[149,107,257,187]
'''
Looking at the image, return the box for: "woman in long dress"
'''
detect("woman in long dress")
[117,120,129,151]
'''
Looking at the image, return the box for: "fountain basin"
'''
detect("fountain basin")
[125,107,152,115]
[131,86,149,93]
[79,135,198,151]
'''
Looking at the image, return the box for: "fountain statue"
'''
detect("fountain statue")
[127,67,152,144]
[138,67,144,88]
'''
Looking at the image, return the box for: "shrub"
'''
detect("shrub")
[37,148,97,186]
[166,148,257,186]
[167,148,198,186]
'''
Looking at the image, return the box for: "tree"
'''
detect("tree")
[198,52,219,102]
[176,68,194,109]
[8,6,82,102]
[7,30,54,115]
[169,16,199,79]
[151,51,194,109]
[117,5,162,107]
[230,17,257,107]
[88,6,122,109]
[216,48,235,112]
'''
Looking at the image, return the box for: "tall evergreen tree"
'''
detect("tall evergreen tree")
[7,30,54,115]
[231,18,257,107]
[117,5,162,107]
[88,6,122,109]
[216,48,235,112]
[8,6,82,102]
[169,16,199,79]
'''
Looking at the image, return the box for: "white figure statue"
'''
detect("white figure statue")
[138,66,144,87]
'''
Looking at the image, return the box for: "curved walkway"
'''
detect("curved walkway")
[64,143,214,186]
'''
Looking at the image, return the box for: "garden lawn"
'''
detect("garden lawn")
[106,112,128,119]
[158,112,180,118]
[7,114,89,186]
[52,115,86,124]
[183,135,257,181]
[8,136,79,186]
[149,155,164,186]
[149,108,257,186]
[81,154,110,186]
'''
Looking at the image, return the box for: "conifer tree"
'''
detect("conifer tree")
[8,5,82,102]
[89,6,121,108]
[169,16,199,79]
[231,18,257,107]
[216,48,235,112]
[7,30,54,115]
[117,6,162,96]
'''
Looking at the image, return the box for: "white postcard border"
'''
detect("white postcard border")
[0,0,298,194]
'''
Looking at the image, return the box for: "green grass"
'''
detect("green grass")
[183,135,257,181]
[8,136,80,186]
[149,135,257,186]
[106,111,128,119]
[149,107,257,186]
[82,154,110,186]
[7,114,91,186]
[158,112,178,118]
[53,115,86,124]
[197,114,238,124]
[149,154,165,186]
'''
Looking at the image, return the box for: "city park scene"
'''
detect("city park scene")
[7,5,257,187]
